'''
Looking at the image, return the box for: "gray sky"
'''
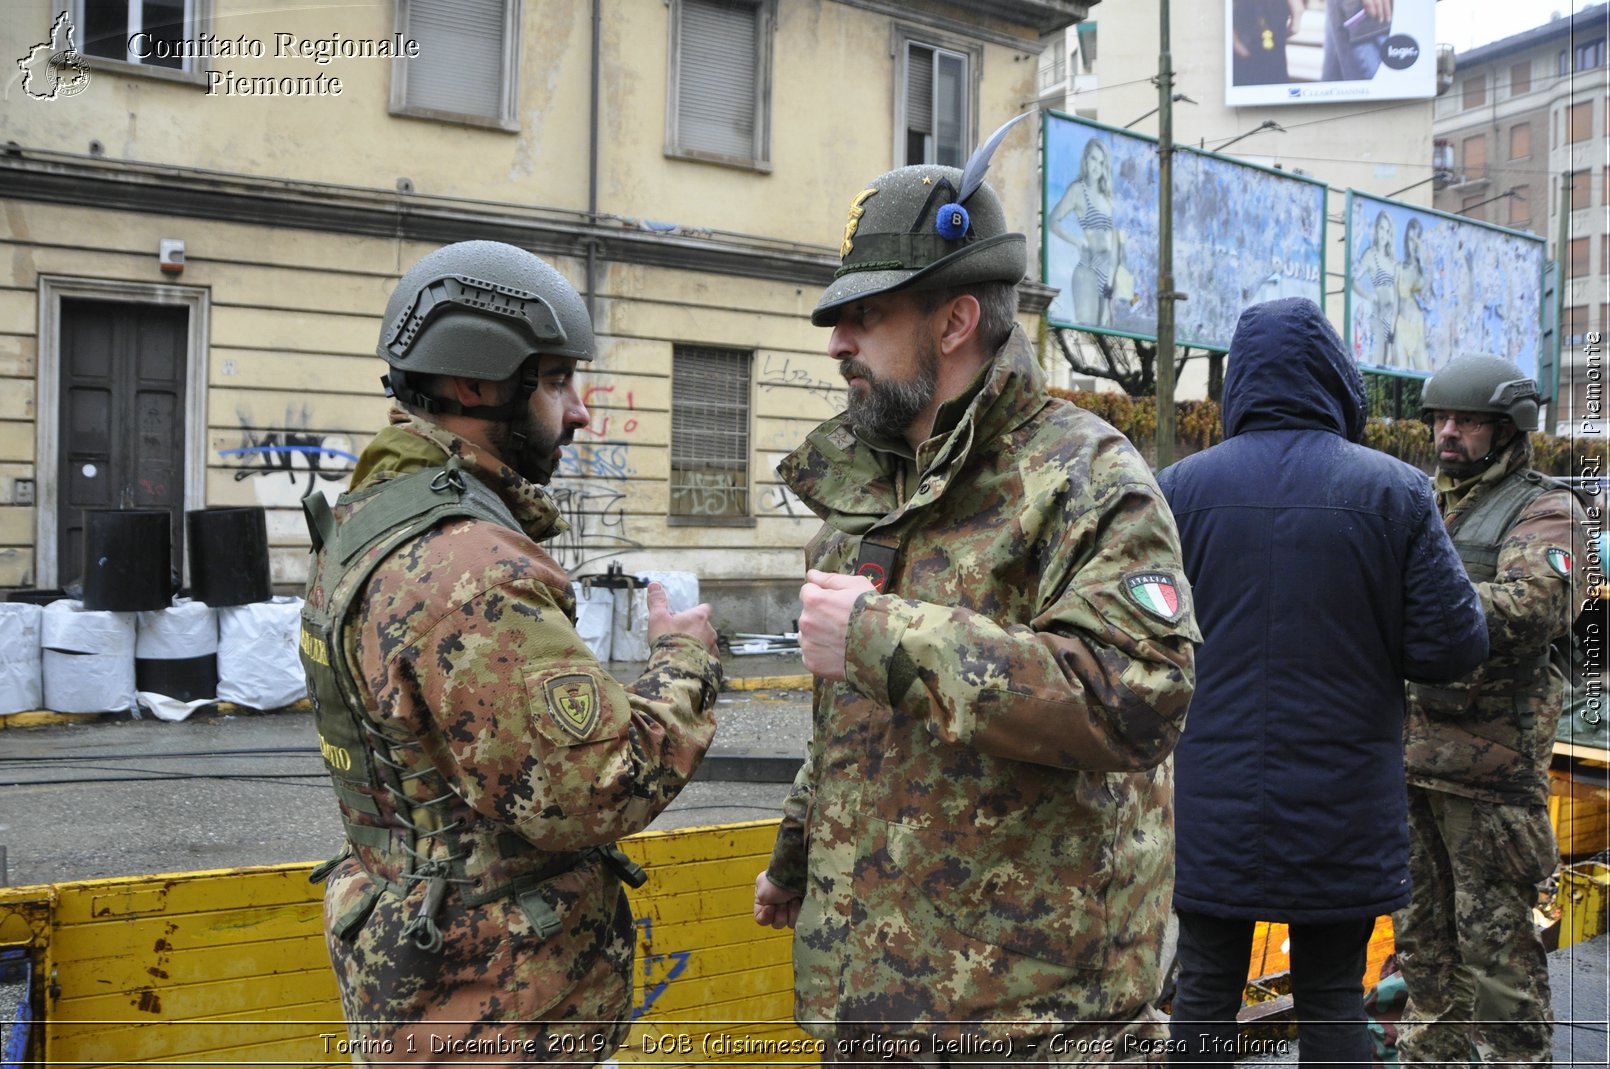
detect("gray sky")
[1435,0,1605,53]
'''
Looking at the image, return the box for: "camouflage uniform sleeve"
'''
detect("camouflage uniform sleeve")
[1480,488,1588,652]
[399,576,720,852]
[764,679,826,894]
[844,479,1198,772]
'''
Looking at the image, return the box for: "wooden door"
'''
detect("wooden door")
[56,298,187,588]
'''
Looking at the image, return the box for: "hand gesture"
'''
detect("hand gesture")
[797,569,875,681]
[753,870,803,929]
[645,582,719,654]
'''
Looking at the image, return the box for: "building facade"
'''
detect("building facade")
[1,0,1088,631]
[1432,3,1609,436]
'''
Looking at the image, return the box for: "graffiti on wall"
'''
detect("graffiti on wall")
[221,410,356,509]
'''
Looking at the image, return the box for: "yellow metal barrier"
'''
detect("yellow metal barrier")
[0,819,806,1068]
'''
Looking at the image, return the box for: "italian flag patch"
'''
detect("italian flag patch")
[1547,548,1572,578]
[1123,572,1183,621]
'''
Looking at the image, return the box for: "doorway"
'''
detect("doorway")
[36,279,208,590]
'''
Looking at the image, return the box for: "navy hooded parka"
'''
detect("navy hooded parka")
[1157,298,1487,923]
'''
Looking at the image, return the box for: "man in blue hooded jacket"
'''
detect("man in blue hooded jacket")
[1156,298,1488,1067]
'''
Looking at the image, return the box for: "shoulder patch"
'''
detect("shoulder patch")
[1122,571,1183,621]
[542,673,602,740]
[1547,548,1573,578]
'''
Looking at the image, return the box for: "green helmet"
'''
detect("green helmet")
[379,240,593,381]
[1420,354,1539,432]
[812,163,1026,327]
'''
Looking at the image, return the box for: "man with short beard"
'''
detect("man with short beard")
[752,134,1199,1060]
[1393,354,1589,1068]
[299,240,721,1063]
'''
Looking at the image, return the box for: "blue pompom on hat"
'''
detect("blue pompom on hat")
[935,203,970,240]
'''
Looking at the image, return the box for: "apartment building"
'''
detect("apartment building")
[0,0,1090,630]
[1433,3,1610,435]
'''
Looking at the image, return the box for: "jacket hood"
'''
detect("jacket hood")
[1222,298,1366,442]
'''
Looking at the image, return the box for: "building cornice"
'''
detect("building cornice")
[0,149,842,289]
[0,149,1054,309]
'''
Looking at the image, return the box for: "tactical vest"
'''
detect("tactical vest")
[1410,468,1559,710]
[299,459,643,951]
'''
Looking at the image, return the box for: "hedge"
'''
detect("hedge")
[1051,388,1608,478]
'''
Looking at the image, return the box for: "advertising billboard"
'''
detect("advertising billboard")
[1344,190,1546,379]
[1225,0,1437,107]
[1042,110,1327,352]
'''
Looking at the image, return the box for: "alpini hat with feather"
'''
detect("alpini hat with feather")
[812,114,1031,327]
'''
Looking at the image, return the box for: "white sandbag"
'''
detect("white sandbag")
[135,599,220,715]
[136,599,218,659]
[636,571,701,614]
[609,586,651,663]
[571,582,615,661]
[41,600,136,714]
[0,603,43,715]
[216,596,307,709]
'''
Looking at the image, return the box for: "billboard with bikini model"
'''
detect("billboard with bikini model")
[1344,189,1545,380]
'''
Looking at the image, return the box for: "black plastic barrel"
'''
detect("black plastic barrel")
[187,507,271,606]
[81,509,173,612]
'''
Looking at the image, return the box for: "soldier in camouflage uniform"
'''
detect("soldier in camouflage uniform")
[752,123,1199,1062]
[300,241,721,1064]
[1393,355,1589,1067]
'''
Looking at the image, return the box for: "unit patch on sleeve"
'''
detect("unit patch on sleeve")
[542,673,602,740]
[1547,548,1573,578]
[1122,571,1183,621]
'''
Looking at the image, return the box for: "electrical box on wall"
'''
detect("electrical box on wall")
[159,239,185,275]
[14,478,34,506]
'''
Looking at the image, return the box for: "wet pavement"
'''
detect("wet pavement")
[0,652,811,888]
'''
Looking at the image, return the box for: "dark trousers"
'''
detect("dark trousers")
[1167,909,1375,1068]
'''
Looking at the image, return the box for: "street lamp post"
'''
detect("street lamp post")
[1155,0,1177,469]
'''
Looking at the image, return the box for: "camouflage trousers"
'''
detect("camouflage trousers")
[1391,787,1556,1067]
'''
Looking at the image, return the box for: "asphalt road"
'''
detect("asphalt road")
[0,685,810,888]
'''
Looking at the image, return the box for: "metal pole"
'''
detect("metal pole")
[1555,170,1572,409]
[1155,0,1177,468]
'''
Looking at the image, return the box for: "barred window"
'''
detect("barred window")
[670,346,752,523]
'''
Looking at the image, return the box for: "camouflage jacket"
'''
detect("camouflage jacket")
[767,330,1198,1043]
[1406,439,1588,805]
[304,410,719,1061]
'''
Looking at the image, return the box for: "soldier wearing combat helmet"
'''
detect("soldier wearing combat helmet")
[753,119,1199,1059]
[1393,354,1589,1067]
[300,240,720,1063]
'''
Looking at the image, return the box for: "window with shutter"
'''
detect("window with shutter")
[1509,122,1530,160]
[670,346,752,523]
[1569,237,1589,278]
[666,0,773,169]
[902,41,969,167]
[1509,185,1530,228]
[71,0,209,81]
[391,0,520,130]
[1569,100,1594,143]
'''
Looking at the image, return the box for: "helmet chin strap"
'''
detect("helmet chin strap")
[382,370,534,421]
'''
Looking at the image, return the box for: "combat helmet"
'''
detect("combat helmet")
[379,240,593,418]
[1420,354,1539,432]
[812,114,1030,327]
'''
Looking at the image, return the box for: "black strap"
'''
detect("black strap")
[855,534,899,593]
